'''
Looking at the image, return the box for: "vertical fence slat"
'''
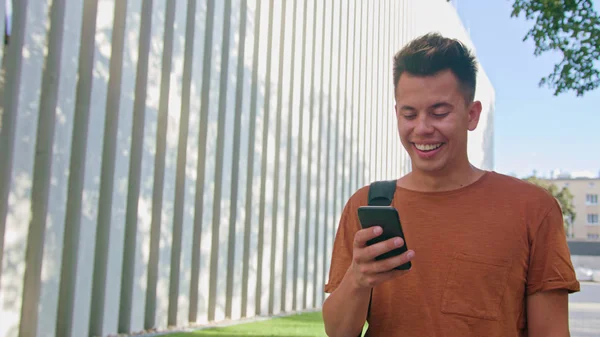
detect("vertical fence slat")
[390,0,395,177]
[348,0,356,199]
[400,0,404,174]
[382,0,393,179]
[322,0,335,303]
[385,0,389,177]
[224,0,247,320]
[145,0,176,329]
[362,0,370,188]
[281,0,299,312]
[376,0,383,181]
[356,0,364,191]
[382,0,386,179]
[391,0,396,176]
[392,0,396,176]
[331,0,343,263]
[368,0,375,185]
[17,0,64,336]
[372,0,378,181]
[0,0,28,290]
[339,0,347,232]
[89,0,129,335]
[268,0,286,316]
[118,0,155,332]
[292,1,307,310]
[304,0,318,309]
[346,0,352,205]
[393,0,397,176]
[381,0,385,179]
[207,0,232,322]
[390,0,394,177]
[292,0,308,311]
[346,0,352,193]
[401,0,405,173]
[302,1,316,309]
[189,0,216,322]
[410,0,415,41]
[330,0,339,277]
[392,0,396,177]
[313,0,327,306]
[374,0,380,180]
[377,0,382,179]
[240,0,262,319]
[167,0,196,326]
[56,0,99,335]
[380,0,385,179]
[254,0,275,317]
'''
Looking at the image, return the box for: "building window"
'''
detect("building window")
[588,233,600,240]
[586,194,599,205]
[587,213,599,225]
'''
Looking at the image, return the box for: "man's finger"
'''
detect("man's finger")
[353,226,383,248]
[370,249,414,273]
[363,236,405,261]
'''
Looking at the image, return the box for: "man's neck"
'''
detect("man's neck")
[399,162,485,193]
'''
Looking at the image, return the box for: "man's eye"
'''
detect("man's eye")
[433,112,449,118]
[403,114,416,120]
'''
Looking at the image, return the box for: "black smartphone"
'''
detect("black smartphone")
[357,206,411,270]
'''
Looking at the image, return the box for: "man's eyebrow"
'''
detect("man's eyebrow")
[430,102,454,109]
[399,103,453,111]
[399,105,416,111]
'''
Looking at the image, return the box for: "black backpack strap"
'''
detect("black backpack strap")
[367,180,398,206]
[360,179,397,336]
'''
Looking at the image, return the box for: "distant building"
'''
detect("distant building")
[542,178,600,240]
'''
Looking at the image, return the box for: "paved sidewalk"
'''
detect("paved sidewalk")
[569,282,600,337]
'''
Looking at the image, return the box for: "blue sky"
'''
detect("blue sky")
[455,0,600,178]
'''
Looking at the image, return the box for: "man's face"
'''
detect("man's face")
[394,69,482,175]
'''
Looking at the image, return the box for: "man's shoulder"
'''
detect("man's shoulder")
[485,171,558,208]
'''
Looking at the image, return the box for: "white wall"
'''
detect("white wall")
[0,1,494,337]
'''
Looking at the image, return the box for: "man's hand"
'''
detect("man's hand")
[322,226,415,337]
[349,226,415,289]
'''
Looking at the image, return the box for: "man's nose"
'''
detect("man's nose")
[414,115,434,135]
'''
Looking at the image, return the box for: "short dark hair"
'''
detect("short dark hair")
[393,33,478,103]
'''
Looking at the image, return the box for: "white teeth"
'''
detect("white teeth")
[415,143,442,151]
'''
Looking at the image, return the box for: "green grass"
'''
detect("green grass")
[163,311,366,337]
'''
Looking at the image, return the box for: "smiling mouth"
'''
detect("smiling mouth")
[413,143,444,152]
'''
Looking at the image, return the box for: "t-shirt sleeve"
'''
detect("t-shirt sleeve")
[526,200,580,295]
[324,196,362,294]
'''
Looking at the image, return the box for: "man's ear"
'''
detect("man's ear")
[467,100,482,131]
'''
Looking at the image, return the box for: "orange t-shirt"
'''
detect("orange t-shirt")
[325,171,580,337]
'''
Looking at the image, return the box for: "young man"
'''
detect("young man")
[322,33,580,337]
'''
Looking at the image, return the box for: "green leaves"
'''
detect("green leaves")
[523,176,576,235]
[511,0,600,96]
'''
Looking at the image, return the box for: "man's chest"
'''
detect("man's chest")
[396,199,529,267]
[367,201,531,334]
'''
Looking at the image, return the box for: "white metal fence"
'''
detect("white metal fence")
[0,1,494,337]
